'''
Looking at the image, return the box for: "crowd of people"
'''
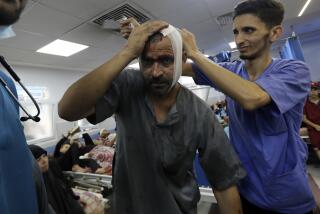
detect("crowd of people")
[1,0,319,213]
[28,127,116,213]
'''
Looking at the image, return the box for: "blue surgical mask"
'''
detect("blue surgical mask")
[0,25,16,40]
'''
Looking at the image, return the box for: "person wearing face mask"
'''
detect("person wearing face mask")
[0,1,51,213]
[58,20,246,214]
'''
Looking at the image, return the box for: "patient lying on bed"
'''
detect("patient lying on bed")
[53,129,115,175]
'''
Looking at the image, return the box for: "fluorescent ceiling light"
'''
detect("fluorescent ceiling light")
[229,41,237,49]
[37,39,89,57]
[298,0,312,17]
[128,62,140,69]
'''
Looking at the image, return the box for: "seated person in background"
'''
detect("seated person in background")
[303,82,320,161]
[214,101,228,124]
[58,20,245,214]
[29,144,85,214]
[212,101,229,137]
[53,132,106,174]
[300,127,309,136]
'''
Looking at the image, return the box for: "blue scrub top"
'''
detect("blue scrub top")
[0,71,38,214]
[193,59,316,213]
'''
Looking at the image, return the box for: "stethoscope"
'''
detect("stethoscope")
[0,55,40,122]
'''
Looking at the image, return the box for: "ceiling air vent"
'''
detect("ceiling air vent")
[92,3,152,27]
[216,12,234,27]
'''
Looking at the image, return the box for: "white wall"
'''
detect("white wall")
[11,65,115,147]
[301,38,320,81]
[12,65,83,146]
[271,31,320,81]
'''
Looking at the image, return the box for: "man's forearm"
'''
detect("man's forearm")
[214,185,243,214]
[58,47,135,121]
[303,115,319,129]
[188,51,270,110]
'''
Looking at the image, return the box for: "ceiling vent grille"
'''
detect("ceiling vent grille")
[92,3,151,26]
[216,12,234,27]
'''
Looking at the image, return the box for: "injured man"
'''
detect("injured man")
[58,20,246,214]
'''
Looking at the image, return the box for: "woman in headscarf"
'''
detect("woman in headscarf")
[29,144,85,214]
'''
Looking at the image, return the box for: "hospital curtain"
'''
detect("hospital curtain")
[279,36,305,61]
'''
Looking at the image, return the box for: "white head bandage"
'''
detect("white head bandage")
[139,25,183,89]
[160,25,183,89]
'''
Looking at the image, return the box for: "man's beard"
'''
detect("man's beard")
[144,76,172,97]
[0,1,24,25]
[239,34,270,60]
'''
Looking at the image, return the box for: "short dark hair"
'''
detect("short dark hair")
[141,32,165,58]
[148,32,164,44]
[233,0,284,28]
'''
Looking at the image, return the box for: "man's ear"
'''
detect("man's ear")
[270,25,283,43]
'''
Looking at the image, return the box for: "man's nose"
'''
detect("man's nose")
[235,33,245,46]
[151,62,163,77]
[39,159,45,165]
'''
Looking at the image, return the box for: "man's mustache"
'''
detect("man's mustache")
[149,77,169,84]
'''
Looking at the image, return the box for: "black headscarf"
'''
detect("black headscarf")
[29,144,47,159]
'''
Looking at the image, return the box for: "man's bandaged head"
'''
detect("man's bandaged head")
[139,25,183,89]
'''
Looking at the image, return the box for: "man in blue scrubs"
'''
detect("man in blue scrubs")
[0,1,50,213]
[179,0,316,213]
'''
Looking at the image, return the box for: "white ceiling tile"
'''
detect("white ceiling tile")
[61,47,113,62]
[282,0,320,19]
[40,0,123,20]
[60,23,126,50]
[14,3,83,38]
[21,0,40,15]
[133,0,198,18]
[159,2,211,27]
[184,18,221,34]
[17,52,63,65]
[204,0,237,17]
[0,46,31,62]
[179,18,227,53]
[0,28,52,51]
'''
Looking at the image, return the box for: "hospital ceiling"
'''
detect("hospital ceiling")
[0,0,319,72]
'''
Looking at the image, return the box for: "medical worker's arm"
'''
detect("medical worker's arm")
[180,29,271,111]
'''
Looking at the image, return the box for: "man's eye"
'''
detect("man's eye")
[233,29,238,35]
[160,57,174,66]
[244,27,255,33]
[142,59,153,67]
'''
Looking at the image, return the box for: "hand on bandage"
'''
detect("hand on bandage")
[179,28,201,59]
[125,20,168,59]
